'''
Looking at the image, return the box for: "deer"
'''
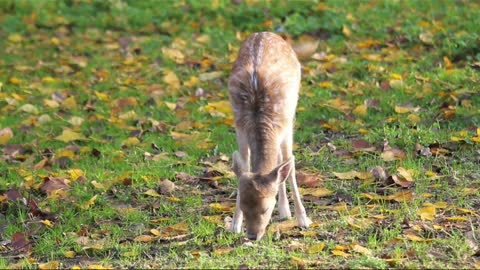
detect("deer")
[228,32,310,240]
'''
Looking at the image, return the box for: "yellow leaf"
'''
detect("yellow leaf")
[318,81,333,88]
[204,100,232,117]
[443,56,453,69]
[353,104,367,116]
[333,170,358,180]
[417,204,436,221]
[199,71,224,81]
[0,128,14,145]
[64,251,75,258]
[213,247,234,255]
[407,114,421,124]
[41,220,54,227]
[55,130,87,142]
[332,249,352,257]
[44,99,60,108]
[342,25,351,37]
[394,105,411,114]
[183,76,200,88]
[9,77,22,85]
[308,243,325,254]
[299,187,333,197]
[122,137,140,146]
[300,231,316,237]
[95,91,110,102]
[8,33,23,43]
[387,190,413,202]
[134,235,156,242]
[161,48,185,64]
[397,167,413,182]
[144,189,161,197]
[445,216,468,222]
[91,181,107,190]
[419,32,433,44]
[78,195,97,210]
[405,234,428,242]
[203,215,223,225]
[346,217,373,229]
[150,229,161,236]
[87,264,113,270]
[433,201,448,208]
[38,261,60,270]
[56,149,75,158]
[291,256,306,267]
[151,217,171,223]
[61,96,77,109]
[209,202,234,212]
[165,102,177,110]
[352,244,372,256]
[163,70,180,90]
[69,169,84,180]
[166,196,181,203]
[19,104,39,114]
[472,136,480,143]
[42,76,56,83]
[268,219,298,232]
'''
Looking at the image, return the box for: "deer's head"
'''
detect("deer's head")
[232,151,292,240]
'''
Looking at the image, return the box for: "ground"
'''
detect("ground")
[0,0,479,269]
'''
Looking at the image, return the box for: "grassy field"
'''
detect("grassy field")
[0,0,479,268]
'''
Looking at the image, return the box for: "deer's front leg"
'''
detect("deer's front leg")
[230,128,250,233]
[230,191,243,233]
[282,132,310,228]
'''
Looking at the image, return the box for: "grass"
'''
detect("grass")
[0,0,479,268]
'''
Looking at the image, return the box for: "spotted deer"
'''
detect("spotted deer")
[228,32,310,240]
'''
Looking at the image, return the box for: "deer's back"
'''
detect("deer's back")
[228,32,301,133]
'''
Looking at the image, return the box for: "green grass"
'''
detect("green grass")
[0,0,479,268]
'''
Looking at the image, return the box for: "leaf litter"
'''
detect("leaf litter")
[0,1,479,269]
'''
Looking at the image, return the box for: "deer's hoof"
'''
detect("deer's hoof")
[297,215,312,229]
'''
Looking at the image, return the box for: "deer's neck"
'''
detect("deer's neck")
[250,137,279,174]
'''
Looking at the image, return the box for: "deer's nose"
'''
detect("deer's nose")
[246,233,258,241]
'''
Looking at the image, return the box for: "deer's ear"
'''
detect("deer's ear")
[233,151,248,177]
[267,157,293,185]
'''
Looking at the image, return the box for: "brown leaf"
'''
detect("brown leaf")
[391,175,414,188]
[159,179,175,194]
[296,172,323,187]
[11,232,30,252]
[351,139,375,152]
[134,235,156,242]
[40,177,70,195]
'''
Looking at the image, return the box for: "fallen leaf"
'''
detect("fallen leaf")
[268,219,298,232]
[38,261,60,270]
[209,202,234,212]
[163,70,180,89]
[55,129,87,142]
[352,244,372,256]
[417,204,436,221]
[134,235,156,242]
[0,127,14,145]
[144,189,161,197]
[308,243,325,254]
[19,104,39,114]
[299,187,333,197]
[213,247,234,255]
